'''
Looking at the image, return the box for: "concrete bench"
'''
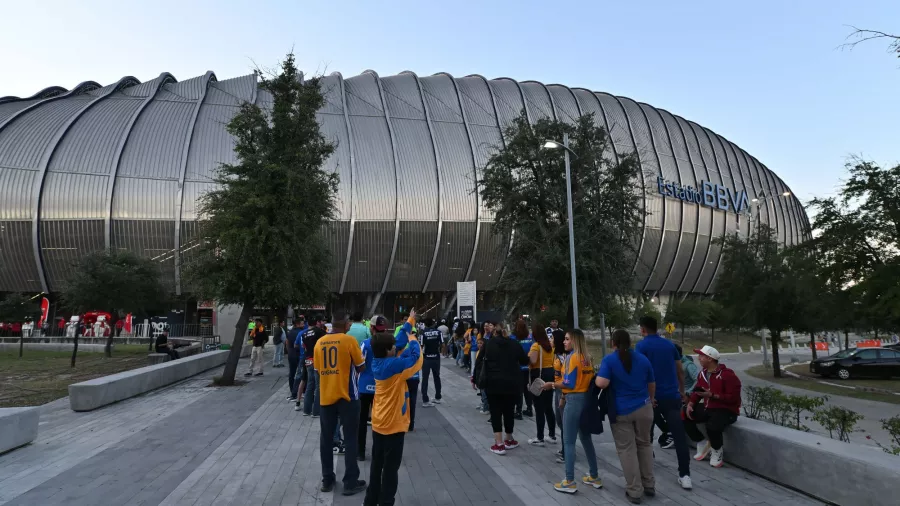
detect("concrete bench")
[0,407,39,454]
[708,416,899,506]
[147,343,203,365]
[69,344,254,411]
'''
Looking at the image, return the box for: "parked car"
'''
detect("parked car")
[809,348,900,380]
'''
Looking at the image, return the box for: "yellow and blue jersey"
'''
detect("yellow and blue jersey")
[558,351,594,393]
[313,332,364,405]
[372,333,423,435]
[358,339,375,395]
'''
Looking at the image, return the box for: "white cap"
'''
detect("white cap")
[694,345,720,361]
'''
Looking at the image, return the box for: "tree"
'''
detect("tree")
[699,299,728,345]
[185,53,338,386]
[716,225,802,377]
[479,113,643,325]
[61,251,168,358]
[636,297,662,327]
[808,160,900,340]
[842,27,900,59]
[0,293,40,358]
[665,297,707,344]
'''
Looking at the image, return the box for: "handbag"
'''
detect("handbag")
[528,347,547,396]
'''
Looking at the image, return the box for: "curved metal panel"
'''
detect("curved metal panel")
[617,97,662,291]
[546,85,582,124]
[656,109,695,294]
[704,132,744,293]
[0,86,67,105]
[401,71,445,293]
[48,98,143,175]
[728,141,756,240]
[365,71,403,297]
[174,71,216,294]
[688,124,726,294]
[745,154,772,229]
[673,115,713,293]
[758,161,785,245]
[640,103,681,293]
[104,73,175,251]
[335,73,360,294]
[519,81,555,121]
[0,168,40,291]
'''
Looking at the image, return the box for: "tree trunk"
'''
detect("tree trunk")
[219,303,253,386]
[874,328,879,341]
[680,325,685,344]
[844,330,849,350]
[104,331,114,358]
[18,332,24,358]
[71,334,79,367]
[810,332,817,361]
[771,330,782,378]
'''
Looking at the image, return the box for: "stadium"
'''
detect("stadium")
[0,69,808,316]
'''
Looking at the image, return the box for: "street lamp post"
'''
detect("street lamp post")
[748,190,792,369]
[542,133,579,329]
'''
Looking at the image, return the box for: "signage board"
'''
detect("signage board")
[457,281,477,324]
[657,177,749,214]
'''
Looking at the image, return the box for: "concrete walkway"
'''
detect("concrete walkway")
[0,353,824,506]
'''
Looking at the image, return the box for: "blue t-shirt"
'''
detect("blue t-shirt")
[635,334,681,401]
[358,339,375,394]
[598,351,655,416]
[513,334,534,371]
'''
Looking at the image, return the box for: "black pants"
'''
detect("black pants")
[487,392,517,435]
[320,399,360,486]
[683,405,737,450]
[363,432,405,506]
[656,397,691,477]
[358,393,374,455]
[532,368,556,439]
[514,369,533,413]
[421,357,441,403]
[287,354,300,397]
[406,379,419,429]
[156,346,178,361]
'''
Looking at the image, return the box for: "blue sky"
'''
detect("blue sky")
[2,0,897,202]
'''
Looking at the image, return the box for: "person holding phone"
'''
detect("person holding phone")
[684,346,742,469]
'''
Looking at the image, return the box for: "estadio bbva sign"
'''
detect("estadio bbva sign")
[657,176,749,214]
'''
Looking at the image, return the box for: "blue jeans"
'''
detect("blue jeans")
[273,343,284,366]
[456,346,465,366]
[304,365,320,416]
[562,392,599,482]
[656,397,690,477]
[480,389,489,411]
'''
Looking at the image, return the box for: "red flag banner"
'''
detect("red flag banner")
[125,314,133,334]
[39,297,49,327]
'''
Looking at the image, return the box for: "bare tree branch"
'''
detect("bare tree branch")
[839,25,900,56]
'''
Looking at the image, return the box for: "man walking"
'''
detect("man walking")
[286,317,306,402]
[420,318,443,407]
[635,316,692,490]
[244,318,267,377]
[272,320,287,368]
[302,315,328,417]
[314,310,366,495]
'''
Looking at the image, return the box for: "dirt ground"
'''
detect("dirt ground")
[0,345,151,407]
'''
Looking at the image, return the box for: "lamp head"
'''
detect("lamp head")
[542,140,561,149]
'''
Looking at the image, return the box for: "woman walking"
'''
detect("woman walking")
[595,329,656,504]
[481,321,529,455]
[543,329,601,494]
[527,322,557,446]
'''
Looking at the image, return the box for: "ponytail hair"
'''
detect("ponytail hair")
[612,329,632,373]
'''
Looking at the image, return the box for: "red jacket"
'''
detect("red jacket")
[689,364,742,415]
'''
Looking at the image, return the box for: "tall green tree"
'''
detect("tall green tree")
[186,53,338,385]
[61,250,168,358]
[479,113,643,325]
[809,160,900,339]
[716,225,802,377]
[698,299,728,345]
[665,297,707,344]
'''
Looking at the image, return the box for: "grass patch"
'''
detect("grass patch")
[0,344,152,407]
[746,364,900,405]
[587,330,761,356]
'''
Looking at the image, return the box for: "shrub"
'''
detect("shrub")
[873,415,900,455]
[743,385,776,419]
[812,406,864,442]
[783,394,827,432]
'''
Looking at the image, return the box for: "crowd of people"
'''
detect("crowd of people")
[244,309,741,505]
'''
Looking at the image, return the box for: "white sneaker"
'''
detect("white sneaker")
[433,398,442,404]
[678,475,693,490]
[548,436,558,444]
[422,401,436,408]
[710,447,724,468]
[527,438,545,447]
[294,405,302,411]
[693,440,711,461]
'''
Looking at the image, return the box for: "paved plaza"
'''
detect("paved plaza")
[0,354,823,506]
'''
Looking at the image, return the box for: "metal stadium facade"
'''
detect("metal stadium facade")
[0,70,809,308]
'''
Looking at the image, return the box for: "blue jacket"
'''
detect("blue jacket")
[358,339,376,394]
[394,320,419,380]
